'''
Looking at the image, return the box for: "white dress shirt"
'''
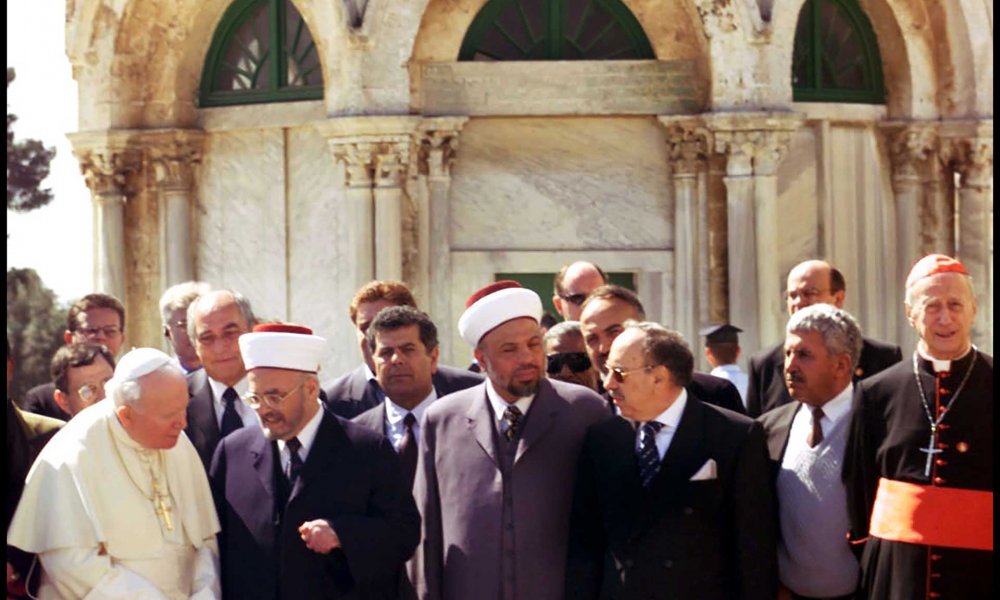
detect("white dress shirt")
[783,383,853,464]
[634,389,688,460]
[384,388,438,452]
[207,376,255,430]
[486,379,535,427]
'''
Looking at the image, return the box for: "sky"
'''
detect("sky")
[6,0,93,306]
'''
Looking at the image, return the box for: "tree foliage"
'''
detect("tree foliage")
[6,268,67,404]
[7,68,56,212]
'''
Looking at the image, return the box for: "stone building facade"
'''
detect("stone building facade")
[66,0,993,374]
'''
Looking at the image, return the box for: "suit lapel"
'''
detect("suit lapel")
[767,404,800,463]
[188,373,220,444]
[249,431,276,502]
[644,398,707,501]
[348,366,371,402]
[289,410,346,504]
[466,386,499,467]
[515,379,559,464]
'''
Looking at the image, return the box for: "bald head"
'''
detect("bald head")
[785,260,846,315]
[553,261,607,320]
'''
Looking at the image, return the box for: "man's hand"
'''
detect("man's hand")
[298,519,341,555]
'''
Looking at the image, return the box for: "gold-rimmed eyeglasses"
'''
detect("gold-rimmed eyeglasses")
[605,365,654,384]
[242,381,306,410]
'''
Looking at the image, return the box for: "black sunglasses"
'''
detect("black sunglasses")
[546,352,592,375]
[559,293,588,306]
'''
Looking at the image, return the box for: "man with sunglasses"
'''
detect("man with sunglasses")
[745,260,901,417]
[553,261,608,321]
[566,321,776,599]
[209,323,419,599]
[543,321,599,391]
[21,293,126,421]
[579,285,745,415]
[50,342,115,418]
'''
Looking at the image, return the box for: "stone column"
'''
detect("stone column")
[147,132,204,288]
[417,118,468,335]
[73,144,140,302]
[659,118,710,348]
[883,122,937,349]
[708,113,801,353]
[318,116,420,293]
[949,127,993,353]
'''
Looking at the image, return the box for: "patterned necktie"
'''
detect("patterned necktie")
[637,421,665,488]
[220,387,243,437]
[502,405,523,442]
[398,412,418,488]
[807,407,825,448]
[286,437,304,484]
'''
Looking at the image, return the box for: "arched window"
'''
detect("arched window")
[459,0,654,61]
[792,0,885,103]
[200,0,322,107]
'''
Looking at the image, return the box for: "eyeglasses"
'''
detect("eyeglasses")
[546,352,592,375]
[558,292,588,307]
[605,365,654,384]
[783,288,828,302]
[78,383,101,404]
[77,326,122,338]
[243,381,306,410]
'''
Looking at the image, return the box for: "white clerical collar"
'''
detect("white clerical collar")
[646,388,687,431]
[486,378,535,422]
[208,375,249,403]
[386,388,437,427]
[806,382,853,426]
[917,346,974,373]
[277,400,324,462]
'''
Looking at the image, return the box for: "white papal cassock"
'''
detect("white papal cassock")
[7,399,221,599]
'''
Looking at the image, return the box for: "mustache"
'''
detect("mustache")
[785,372,805,385]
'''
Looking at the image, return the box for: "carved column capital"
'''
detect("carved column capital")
[705,112,802,177]
[945,133,993,190]
[144,133,205,190]
[75,147,142,197]
[330,140,376,188]
[373,138,412,189]
[881,122,938,188]
[658,117,711,175]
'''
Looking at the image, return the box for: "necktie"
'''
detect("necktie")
[502,405,523,442]
[637,421,665,488]
[286,437,304,484]
[807,407,825,448]
[220,387,243,437]
[398,413,418,488]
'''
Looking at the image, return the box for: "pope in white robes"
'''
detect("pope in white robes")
[7,348,221,600]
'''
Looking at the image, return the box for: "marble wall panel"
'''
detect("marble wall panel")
[287,126,357,378]
[197,129,288,326]
[449,117,673,251]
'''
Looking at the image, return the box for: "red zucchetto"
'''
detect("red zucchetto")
[905,254,969,290]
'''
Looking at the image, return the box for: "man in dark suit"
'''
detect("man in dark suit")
[757,304,864,599]
[579,284,746,414]
[21,293,126,421]
[184,289,257,469]
[746,260,901,417]
[566,321,776,600]
[324,280,482,419]
[210,323,420,600]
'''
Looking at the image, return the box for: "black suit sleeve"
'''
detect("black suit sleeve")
[207,437,230,587]
[745,357,766,418]
[842,385,882,556]
[565,430,606,600]
[330,436,420,585]
[730,421,778,600]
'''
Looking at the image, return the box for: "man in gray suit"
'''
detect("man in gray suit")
[412,281,609,600]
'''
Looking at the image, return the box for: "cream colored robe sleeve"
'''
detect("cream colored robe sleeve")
[39,548,169,600]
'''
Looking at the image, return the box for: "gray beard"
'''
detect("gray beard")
[506,380,539,398]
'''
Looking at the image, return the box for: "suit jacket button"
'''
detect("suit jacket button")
[683,507,694,516]
[663,560,673,568]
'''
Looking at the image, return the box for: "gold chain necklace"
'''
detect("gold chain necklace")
[107,420,175,531]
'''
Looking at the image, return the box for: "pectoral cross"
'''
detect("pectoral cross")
[153,486,174,531]
[919,424,942,479]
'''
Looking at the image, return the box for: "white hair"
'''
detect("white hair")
[107,362,184,408]
[159,281,211,324]
[904,272,975,308]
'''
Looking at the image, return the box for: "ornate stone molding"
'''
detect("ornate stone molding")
[705,113,802,176]
[317,115,421,188]
[881,122,938,188]
[417,117,468,180]
[940,121,994,189]
[373,138,411,189]
[74,147,142,196]
[330,141,376,188]
[144,132,205,190]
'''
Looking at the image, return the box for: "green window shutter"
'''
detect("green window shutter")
[459,0,654,61]
[200,0,323,107]
[792,0,886,104]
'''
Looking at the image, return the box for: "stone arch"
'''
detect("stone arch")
[770,0,938,118]
[409,0,712,111]
[67,0,349,130]
[928,0,993,117]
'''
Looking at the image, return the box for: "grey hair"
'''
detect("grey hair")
[622,320,694,387]
[543,320,582,348]
[904,272,975,309]
[786,304,864,370]
[107,362,184,408]
[159,281,211,324]
[187,289,257,341]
